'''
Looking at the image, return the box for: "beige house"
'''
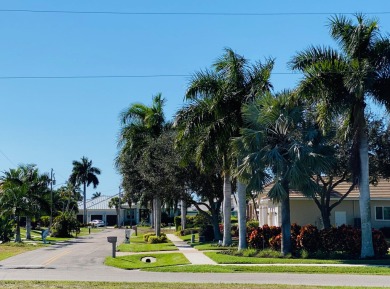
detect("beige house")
[257,180,390,229]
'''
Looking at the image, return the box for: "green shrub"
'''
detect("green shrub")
[39,216,50,227]
[199,224,214,241]
[0,216,14,243]
[179,228,199,236]
[51,212,79,237]
[147,234,167,244]
[246,221,259,230]
[379,227,390,238]
[143,233,155,242]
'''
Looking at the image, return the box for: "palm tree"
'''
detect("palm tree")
[91,192,102,199]
[108,197,124,227]
[175,48,274,248]
[290,14,390,258]
[117,93,167,236]
[0,165,50,241]
[69,157,101,224]
[234,91,329,255]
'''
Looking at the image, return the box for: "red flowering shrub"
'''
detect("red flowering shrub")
[297,224,320,253]
[373,229,389,257]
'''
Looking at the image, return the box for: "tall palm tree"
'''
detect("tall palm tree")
[117,93,167,236]
[290,14,390,258]
[69,157,101,224]
[175,48,274,248]
[234,91,328,255]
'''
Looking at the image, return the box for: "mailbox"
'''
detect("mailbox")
[107,236,117,243]
[107,236,117,258]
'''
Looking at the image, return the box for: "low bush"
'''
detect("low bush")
[144,233,167,243]
[51,212,79,237]
[179,228,199,236]
[379,227,390,238]
[199,225,214,242]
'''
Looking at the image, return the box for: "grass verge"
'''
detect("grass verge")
[105,252,189,269]
[117,234,177,252]
[205,252,390,265]
[145,264,390,274]
[0,281,385,289]
[0,242,43,261]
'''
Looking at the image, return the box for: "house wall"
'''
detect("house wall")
[261,198,390,229]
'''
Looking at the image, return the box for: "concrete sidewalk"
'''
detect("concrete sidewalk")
[165,234,217,265]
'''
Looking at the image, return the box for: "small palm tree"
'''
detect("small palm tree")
[234,91,329,255]
[69,157,101,224]
[108,197,124,227]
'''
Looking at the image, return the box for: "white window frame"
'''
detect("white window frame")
[375,206,390,221]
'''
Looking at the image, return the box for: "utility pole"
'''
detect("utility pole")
[49,169,56,228]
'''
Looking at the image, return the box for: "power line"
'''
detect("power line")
[0,149,17,167]
[0,9,389,16]
[0,72,299,80]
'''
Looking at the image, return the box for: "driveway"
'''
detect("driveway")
[1,228,390,287]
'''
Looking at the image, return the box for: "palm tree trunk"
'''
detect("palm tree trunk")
[14,215,21,243]
[359,128,374,258]
[155,196,161,237]
[281,180,291,256]
[83,182,87,224]
[116,208,120,227]
[26,216,32,240]
[237,179,247,250]
[222,173,232,246]
[181,199,186,230]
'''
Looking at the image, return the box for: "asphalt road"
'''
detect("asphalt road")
[1,228,390,287]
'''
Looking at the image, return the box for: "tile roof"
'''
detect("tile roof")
[260,179,390,200]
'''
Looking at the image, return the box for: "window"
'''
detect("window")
[376,206,390,220]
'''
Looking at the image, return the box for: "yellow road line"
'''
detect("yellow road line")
[42,249,73,266]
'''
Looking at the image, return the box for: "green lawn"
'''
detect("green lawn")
[0,242,44,261]
[179,233,232,250]
[117,234,177,252]
[205,251,390,265]
[145,264,390,274]
[0,281,385,289]
[105,252,189,269]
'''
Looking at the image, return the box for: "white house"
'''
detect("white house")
[77,195,147,226]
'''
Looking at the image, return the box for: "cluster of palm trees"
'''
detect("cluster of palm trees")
[117,14,390,258]
[0,156,100,242]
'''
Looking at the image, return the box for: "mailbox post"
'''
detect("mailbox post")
[124,229,131,244]
[107,236,117,258]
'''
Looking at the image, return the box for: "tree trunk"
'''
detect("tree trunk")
[321,207,331,229]
[237,180,247,250]
[150,200,154,228]
[26,216,32,240]
[116,208,120,227]
[222,173,232,246]
[154,196,161,237]
[359,128,374,258]
[14,215,21,243]
[181,199,186,230]
[83,182,87,224]
[211,209,222,241]
[281,180,291,256]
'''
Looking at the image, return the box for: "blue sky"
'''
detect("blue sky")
[1,1,390,198]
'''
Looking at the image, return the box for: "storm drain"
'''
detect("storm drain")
[141,257,156,263]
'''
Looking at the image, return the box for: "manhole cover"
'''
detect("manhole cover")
[141,256,156,263]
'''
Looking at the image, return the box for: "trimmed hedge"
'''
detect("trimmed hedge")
[247,224,389,258]
[143,232,167,244]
